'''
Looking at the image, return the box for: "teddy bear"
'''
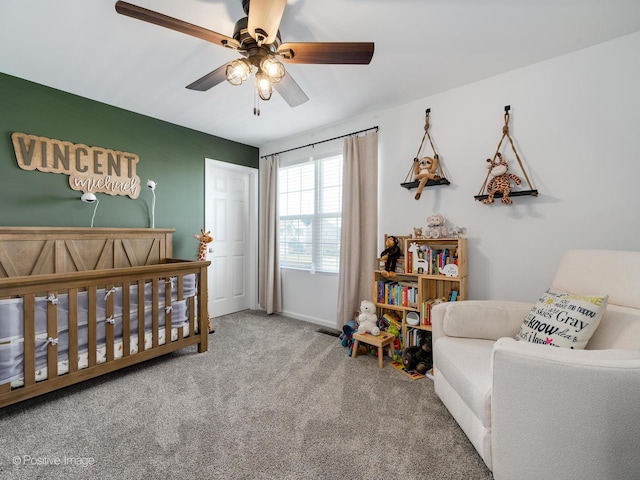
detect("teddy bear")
[357,300,380,336]
[402,331,433,375]
[425,213,447,238]
[412,156,441,200]
[413,227,425,239]
[379,235,401,278]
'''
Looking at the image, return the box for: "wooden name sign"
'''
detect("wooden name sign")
[12,132,141,199]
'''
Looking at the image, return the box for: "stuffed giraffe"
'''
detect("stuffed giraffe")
[194,229,214,333]
[194,229,213,261]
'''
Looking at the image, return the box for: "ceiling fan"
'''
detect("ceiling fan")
[115,0,374,109]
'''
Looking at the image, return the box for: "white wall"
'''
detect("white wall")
[260,31,640,328]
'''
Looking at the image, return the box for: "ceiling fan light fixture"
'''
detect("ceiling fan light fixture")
[260,56,285,83]
[255,71,273,101]
[225,58,252,86]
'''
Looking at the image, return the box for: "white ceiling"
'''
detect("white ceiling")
[2,0,640,147]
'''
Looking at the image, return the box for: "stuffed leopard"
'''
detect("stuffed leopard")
[482,153,521,205]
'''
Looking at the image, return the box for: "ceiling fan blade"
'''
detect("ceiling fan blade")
[274,71,309,108]
[277,42,374,64]
[115,1,240,49]
[186,63,230,91]
[246,0,286,45]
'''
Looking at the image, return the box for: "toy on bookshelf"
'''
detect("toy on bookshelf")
[379,235,402,278]
[407,241,459,275]
[448,226,466,238]
[412,227,426,239]
[439,263,459,277]
[425,213,448,239]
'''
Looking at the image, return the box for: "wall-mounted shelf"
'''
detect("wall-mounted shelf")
[401,178,451,190]
[474,189,538,201]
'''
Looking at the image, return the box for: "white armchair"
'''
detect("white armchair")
[431,250,640,480]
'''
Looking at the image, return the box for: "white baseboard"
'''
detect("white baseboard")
[279,310,337,330]
[253,306,338,330]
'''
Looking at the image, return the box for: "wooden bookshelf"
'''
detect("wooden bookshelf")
[374,236,467,349]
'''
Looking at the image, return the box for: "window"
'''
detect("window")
[279,153,343,273]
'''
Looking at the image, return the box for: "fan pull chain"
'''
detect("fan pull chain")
[253,90,261,116]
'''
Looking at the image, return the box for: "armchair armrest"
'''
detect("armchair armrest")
[491,337,640,480]
[432,300,532,346]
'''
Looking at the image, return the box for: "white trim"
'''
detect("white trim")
[278,309,337,329]
[204,159,259,311]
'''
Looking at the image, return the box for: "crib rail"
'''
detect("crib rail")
[0,259,209,408]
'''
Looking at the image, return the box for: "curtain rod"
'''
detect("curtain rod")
[261,126,379,158]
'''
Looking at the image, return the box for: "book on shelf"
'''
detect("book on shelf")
[405,327,424,347]
[380,311,402,329]
[422,298,436,326]
[376,279,418,308]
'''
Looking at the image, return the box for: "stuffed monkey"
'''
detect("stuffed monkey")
[380,236,401,278]
[413,156,441,200]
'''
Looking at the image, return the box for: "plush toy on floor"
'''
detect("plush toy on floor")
[357,300,380,336]
[194,229,215,334]
[402,331,433,375]
[195,229,213,261]
[341,318,368,356]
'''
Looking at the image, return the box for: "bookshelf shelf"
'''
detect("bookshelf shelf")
[374,236,467,349]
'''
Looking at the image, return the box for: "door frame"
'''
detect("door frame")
[204,158,259,312]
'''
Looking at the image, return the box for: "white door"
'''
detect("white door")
[205,159,258,318]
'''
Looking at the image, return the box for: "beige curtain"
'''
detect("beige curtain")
[258,155,282,314]
[337,131,378,327]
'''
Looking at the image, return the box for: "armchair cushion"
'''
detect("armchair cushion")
[515,288,608,349]
[432,300,532,342]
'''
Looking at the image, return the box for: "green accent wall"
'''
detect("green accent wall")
[0,72,258,259]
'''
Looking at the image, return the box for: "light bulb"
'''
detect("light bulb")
[225,59,251,86]
[260,57,285,83]
[255,71,273,101]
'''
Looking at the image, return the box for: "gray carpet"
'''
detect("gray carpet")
[0,311,493,480]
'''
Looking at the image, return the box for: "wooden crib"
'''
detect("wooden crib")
[0,227,210,408]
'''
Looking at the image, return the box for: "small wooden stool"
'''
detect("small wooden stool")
[352,331,395,368]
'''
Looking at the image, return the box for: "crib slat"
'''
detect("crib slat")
[122,281,130,358]
[46,292,59,380]
[68,289,78,373]
[189,296,195,339]
[176,275,184,341]
[88,286,97,368]
[152,278,159,348]
[165,277,172,343]
[197,268,208,353]
[23,294,36,386]
[137,280,145,353]
[105,283,114,362]
[177,274,184,301]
